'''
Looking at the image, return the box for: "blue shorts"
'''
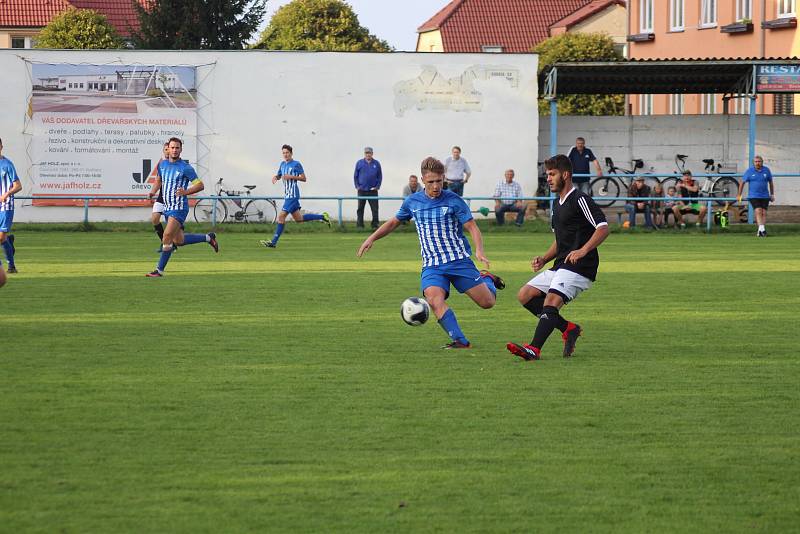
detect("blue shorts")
[420,257,484,299]
[281,198,301,214]
[164,209,189,227]
[0,211,14,233]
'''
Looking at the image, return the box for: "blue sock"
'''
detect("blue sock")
[156,249,173,272]
[2,240,13,267]
[183,233,206,245]
[481,274,497,297]
[302,213,323,221]
[438,308,469,345]
[272,223,285,244]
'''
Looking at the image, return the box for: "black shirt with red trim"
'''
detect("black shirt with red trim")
[550,187,608,281]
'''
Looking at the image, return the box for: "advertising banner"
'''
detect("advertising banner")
[29,64,197,206]
[755,65,800,93]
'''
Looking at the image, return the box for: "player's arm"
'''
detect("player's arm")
[532,240,558,272]
[736,176,746,203]
[285,172,307,182]
[148,175,162,199]
[565,195,609,265]
[464,161,472,183]
[0,178,21,203]
[593,158,603,176]
[768,171,775,200]
[357,217,402,257]
[463,219,489,268]
[178,179,204,196]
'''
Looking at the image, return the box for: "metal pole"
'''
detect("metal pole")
[550,99,558,156]
[83,198,89,225]
[747,94,757,224]
[211,197,217,227]
[706,200,713,233]
[338,198,343,227]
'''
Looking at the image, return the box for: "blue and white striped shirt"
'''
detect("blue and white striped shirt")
[157,159,198,211]
[277,160,304,199]
[0,157,20,212]
[396,190,473,267]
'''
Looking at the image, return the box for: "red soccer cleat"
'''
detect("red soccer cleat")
[562,323,582,358]
[506,342,540,361]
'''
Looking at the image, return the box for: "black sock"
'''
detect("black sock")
[531,306,568,348]
[522,296,545,317]
[154,223,164,241]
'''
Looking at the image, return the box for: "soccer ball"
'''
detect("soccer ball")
[401,297,430,326]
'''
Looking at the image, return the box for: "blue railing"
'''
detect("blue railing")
[15,194,744,233]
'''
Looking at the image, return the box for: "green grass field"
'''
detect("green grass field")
[2,226,799,532]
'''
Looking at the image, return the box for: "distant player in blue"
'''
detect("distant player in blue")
[260,144,330,248]
[146,137,219,277]
[358,157,505,349]
[737,155,775,237]
[0,137,21,279]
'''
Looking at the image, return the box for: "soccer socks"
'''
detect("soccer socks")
[523,296,545,317]
[481,273,497,297]
[1,239,14,268]
[271,223,285,244]
[531,306,568,349]
[153,223,164,241]
[156,248,173,273]
[182,233,207,245]
[302,213,324,222]
[438,308,469,345]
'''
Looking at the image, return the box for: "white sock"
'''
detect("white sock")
[205,234,211,242]
[758,225,765,232]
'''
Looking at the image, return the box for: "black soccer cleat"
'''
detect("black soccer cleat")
[207,232,219,253]
[562,323,582,358]
[480,270,505,290]
[7,266,17,274]
[506,342,540,361]
[442,340,472,349]
[260,240,276,248]
[145,270,163,278]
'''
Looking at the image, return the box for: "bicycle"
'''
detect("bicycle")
[193,178,278,224]
[669,154,740,206]
[590,157,660,207]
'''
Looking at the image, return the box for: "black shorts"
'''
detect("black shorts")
[749,198,770,210]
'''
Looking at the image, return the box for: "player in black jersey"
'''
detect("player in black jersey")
[507,154,609,360]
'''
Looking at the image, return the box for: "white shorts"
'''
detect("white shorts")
[152,201,166,214]
[527,268,593,302]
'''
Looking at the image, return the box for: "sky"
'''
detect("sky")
[259,0,452,51]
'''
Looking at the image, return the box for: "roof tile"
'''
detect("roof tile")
[0,0,144,36]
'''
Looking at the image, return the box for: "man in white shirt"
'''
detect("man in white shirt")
[493,169,525,226]
[444,146,471,196]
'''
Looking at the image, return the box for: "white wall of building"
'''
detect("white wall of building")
[541,114,800,204]
[0,49,540,222]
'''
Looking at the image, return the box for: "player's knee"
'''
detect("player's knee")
[478,297,495,309]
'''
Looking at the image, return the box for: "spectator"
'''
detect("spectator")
[493,169,525,227]
[651,182,665,227]
[402,174,424,197]
[737,155,774,237]
[624,176,653,228]
[444,146,471,196]
[566,137,602,195]
[673,170,707,228]
[354,146,382,229]
[663,186,678,227]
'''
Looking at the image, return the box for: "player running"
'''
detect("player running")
[260,144,330,248]
[507,154,609,360]
[357,156,504,349]
[0,137,22,277]
[147,141,170,244]
[146,137,219,277]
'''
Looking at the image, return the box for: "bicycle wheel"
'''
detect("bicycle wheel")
[712,177,739,205]
[590,177,620,207]
[194,199,228,224]
[660,176,680,192]
[243,199,277,224]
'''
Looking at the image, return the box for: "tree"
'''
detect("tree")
[253,0,391,51]
[534,33,624,116]
[34,8,123,49]
[133,0,266,50]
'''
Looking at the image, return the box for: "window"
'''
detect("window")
[736,0,752,20]
[670,94,684,114]
[773,94,794,114]
[670,0,684,30]
[11,36,33,48]
[639,94,653,115]
[777,0,796,16]
[701,94,717,114]
[640,0,654,32]
[481,45,503,53]
[700,0,717,26]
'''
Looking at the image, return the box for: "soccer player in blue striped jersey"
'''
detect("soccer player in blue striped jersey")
[0,138,22,278]
[358,157,504,349]
[145,137,218,277]
[260,144,330,248]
